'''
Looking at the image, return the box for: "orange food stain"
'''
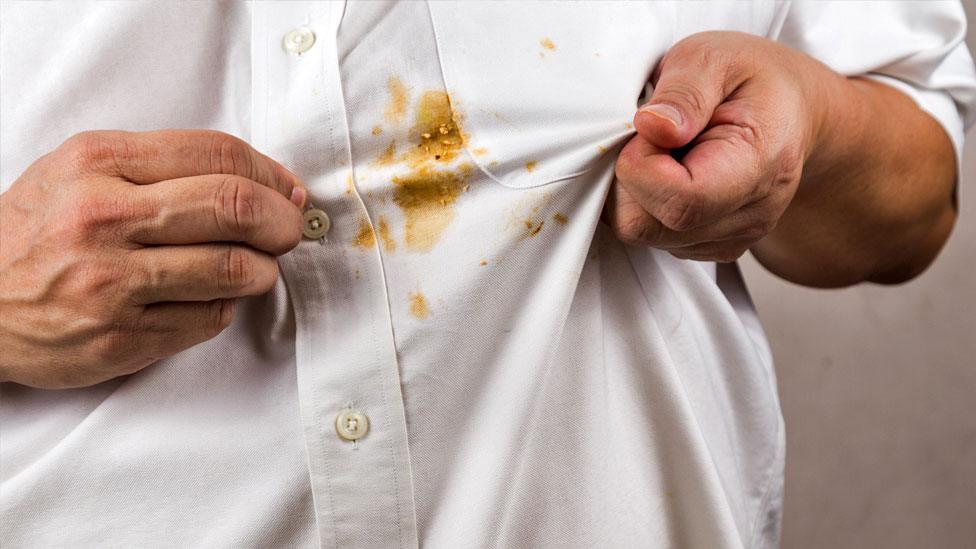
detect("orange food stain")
[352,218,376,249]
[378,216,396,252]
[375,140,397,165]
[401,90,467,167]
[472,147,489,156]
[372,125,383,136]
[540,37,556,50]
[409,291,430,319]
[525,161,538,172]
[384,76,408,124]
[553,212,569,225]
[524,218,545,237]
[393,164,472,252]
[479,259,488,266]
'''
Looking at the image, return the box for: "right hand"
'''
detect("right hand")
[0,130,306,389]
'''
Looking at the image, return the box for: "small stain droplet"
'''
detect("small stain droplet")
[409,291,430,319]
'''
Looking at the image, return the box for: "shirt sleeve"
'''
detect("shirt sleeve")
[776,1,976,175]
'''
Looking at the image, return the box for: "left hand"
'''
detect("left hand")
[607,31,828,262]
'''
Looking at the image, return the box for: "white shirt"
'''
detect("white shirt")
[2,2,973,548]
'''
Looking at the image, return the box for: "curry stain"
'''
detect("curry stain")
[375,140,397,165]
[377,216,396,252]
[409,291,430,319]
[352,218,376,249]
[524,218,545,237]
[372,125,383,136]
[598,145,608,154]
[525,161,538,172]
[402,90,467,166]
[540,37,556,50]
[479,259,488,266]
[553,212,569,225]
[384,76,409,124]
[393,164,472,252]
[345,174,355,194]
[472,147,489,156]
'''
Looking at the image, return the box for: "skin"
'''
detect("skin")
[0,32,958,388]
[0,130,306,388]
[608,31,957,288]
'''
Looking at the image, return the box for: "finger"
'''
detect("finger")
[605,180,663,246]
[64,129,306,202]
[128,244,279,304]
[127,174,304,255]
[668,237,756,263]
[635,37,753,149]
[137,299,236,357]
[614,132,763,231]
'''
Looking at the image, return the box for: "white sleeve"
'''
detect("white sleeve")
[776,1,976,173]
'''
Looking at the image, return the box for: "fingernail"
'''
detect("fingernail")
[290,186,306,208]
[639,103,683,127]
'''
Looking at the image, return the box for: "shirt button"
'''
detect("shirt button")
[283,27,315,55]
[302,208,330,239]
[335,408,369,441]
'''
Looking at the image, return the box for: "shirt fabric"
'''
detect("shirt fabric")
[1,2,974,548]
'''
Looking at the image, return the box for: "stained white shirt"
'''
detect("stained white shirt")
[2,2,973,548]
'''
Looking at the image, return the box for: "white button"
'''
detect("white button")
[335,409,369,441]
[302,208,330,239]
[283,27,315,55]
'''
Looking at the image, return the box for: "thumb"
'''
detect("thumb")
[634,42,751,150]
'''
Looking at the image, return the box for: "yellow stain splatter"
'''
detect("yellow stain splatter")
[540,37,556,50]
[553,213,569,225]
[352,218,376,249]
[378,216,396,252]
[472,147,489,156]
[345,174,355,194]
[409,291,429,319]
[372,125,383,136]
[393,165,472,252]
[402,91,467,167]
[384,76,408,124]
[375,140,397,165]
[525,161,538,172]
[524,218,545,237]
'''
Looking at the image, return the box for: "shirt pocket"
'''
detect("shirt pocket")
[427,1,671,189]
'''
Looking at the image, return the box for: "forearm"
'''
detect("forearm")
[751,75,957,288]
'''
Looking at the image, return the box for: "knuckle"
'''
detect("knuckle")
[214,175,260,240]
[658,189,704,231]
[218,245,255,291]
[611,209,656,246]
[63,130,138,175]
[208,132,254,179]
[72,192,134,235]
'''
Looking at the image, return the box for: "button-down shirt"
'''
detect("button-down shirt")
[2,2,974,548]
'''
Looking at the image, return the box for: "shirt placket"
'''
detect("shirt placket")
[250,2,418,548]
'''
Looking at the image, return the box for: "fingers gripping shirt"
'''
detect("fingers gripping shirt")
[1,2,973,549]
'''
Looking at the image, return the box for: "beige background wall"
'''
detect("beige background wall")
[740,3,976,547]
